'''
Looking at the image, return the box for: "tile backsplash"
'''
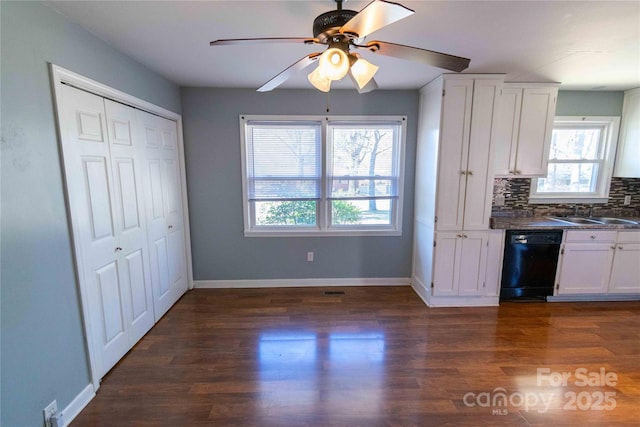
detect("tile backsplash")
[492,177,640,217]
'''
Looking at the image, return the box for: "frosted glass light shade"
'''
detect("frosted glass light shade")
[350,57,379,89]
[308,67,331,92]
[318,48,350,81]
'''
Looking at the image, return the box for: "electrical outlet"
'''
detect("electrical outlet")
[624,195,631,205]
[43,400,57,427]
[307,251,314,262]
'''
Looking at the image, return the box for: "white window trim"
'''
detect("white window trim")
[529,116,620,204]
[239,115,407,237]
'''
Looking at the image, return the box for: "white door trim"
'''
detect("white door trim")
[50,64,193,392]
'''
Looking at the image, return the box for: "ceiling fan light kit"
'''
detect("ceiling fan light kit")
[349,55,379,90]
[317,47,350,80]
[308,66,332,92]
[210,0,471,93]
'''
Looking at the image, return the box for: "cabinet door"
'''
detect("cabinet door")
[614,88,640,177]
[557,243,614,294]
[608,244,640,293]
[458,232,489,296]
[463,79,502,230]
[514,87,557,176]
[435,79,473,231]
[432,233,460,296]
[493,87,522,176]
[432,231,488,296]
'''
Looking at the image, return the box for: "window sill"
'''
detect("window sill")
[528,196,609,204]
[244,228,402,237]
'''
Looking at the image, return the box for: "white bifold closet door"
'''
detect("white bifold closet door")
[58,84,186,378]
[137,110,188,318]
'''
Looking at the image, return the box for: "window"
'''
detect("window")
[529,116,620,203]
[240,115,406,236]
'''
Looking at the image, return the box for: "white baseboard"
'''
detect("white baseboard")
[60,383,94,426]
[411,276,500,307]
[194,277,411,289]
[411,275,430,306]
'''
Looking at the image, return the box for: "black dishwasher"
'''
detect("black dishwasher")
[500,230,563,301]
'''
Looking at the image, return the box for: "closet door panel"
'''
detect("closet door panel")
[83,157,115,242]
[59,85,129,377]
[105,100,155,344]
[113,158,141,231]
[139,111,188,318]
[95,261,126,346]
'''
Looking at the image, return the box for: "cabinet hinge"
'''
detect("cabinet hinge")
[431,282,434,289]
[433,240,436,247]
[442,89,445,97]
[561,248,564,255]
[556,284,559,290]
[434,216,438,223]
[483,282,486,288]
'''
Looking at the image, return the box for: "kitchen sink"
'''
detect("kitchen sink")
[547,216,638,225]
[590,217,638,225]
[548,216,603,224]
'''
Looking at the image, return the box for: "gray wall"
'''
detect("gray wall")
[557,90,624,116]
[0,2,181,426]
[181,88,418,281]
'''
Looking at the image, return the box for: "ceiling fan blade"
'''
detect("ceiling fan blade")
[257,52,322,92]
[210,37,319,46]
[340,0,414,39]
[365,41,470,72]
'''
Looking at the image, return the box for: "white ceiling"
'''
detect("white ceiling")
[45,0,640,91]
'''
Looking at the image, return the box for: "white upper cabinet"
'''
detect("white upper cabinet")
[435,75,504,231]
[493,84,558,177]
[613,88,640,177]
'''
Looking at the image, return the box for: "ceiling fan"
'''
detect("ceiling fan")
[210,0,471,93]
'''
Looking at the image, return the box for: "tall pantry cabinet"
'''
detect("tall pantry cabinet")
[412,74,504,307]
[52,66,191,387]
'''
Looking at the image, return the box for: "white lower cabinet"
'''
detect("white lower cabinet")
[608,231,640,293]
[433,231,488,297]
[556,230,640,295]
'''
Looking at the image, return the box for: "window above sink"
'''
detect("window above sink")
[529,116,620,204]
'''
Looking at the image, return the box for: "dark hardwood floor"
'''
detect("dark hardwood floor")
[71,286,640,426]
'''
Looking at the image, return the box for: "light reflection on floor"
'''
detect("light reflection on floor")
[258,331,385,418]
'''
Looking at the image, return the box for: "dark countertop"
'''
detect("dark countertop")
[490,216,640,230]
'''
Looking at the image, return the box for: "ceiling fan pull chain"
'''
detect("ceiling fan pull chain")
[326,91,331,113]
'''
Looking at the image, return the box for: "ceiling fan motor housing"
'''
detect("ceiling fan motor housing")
[313,9,358,43]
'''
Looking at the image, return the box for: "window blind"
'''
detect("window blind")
[246,121,322,201]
